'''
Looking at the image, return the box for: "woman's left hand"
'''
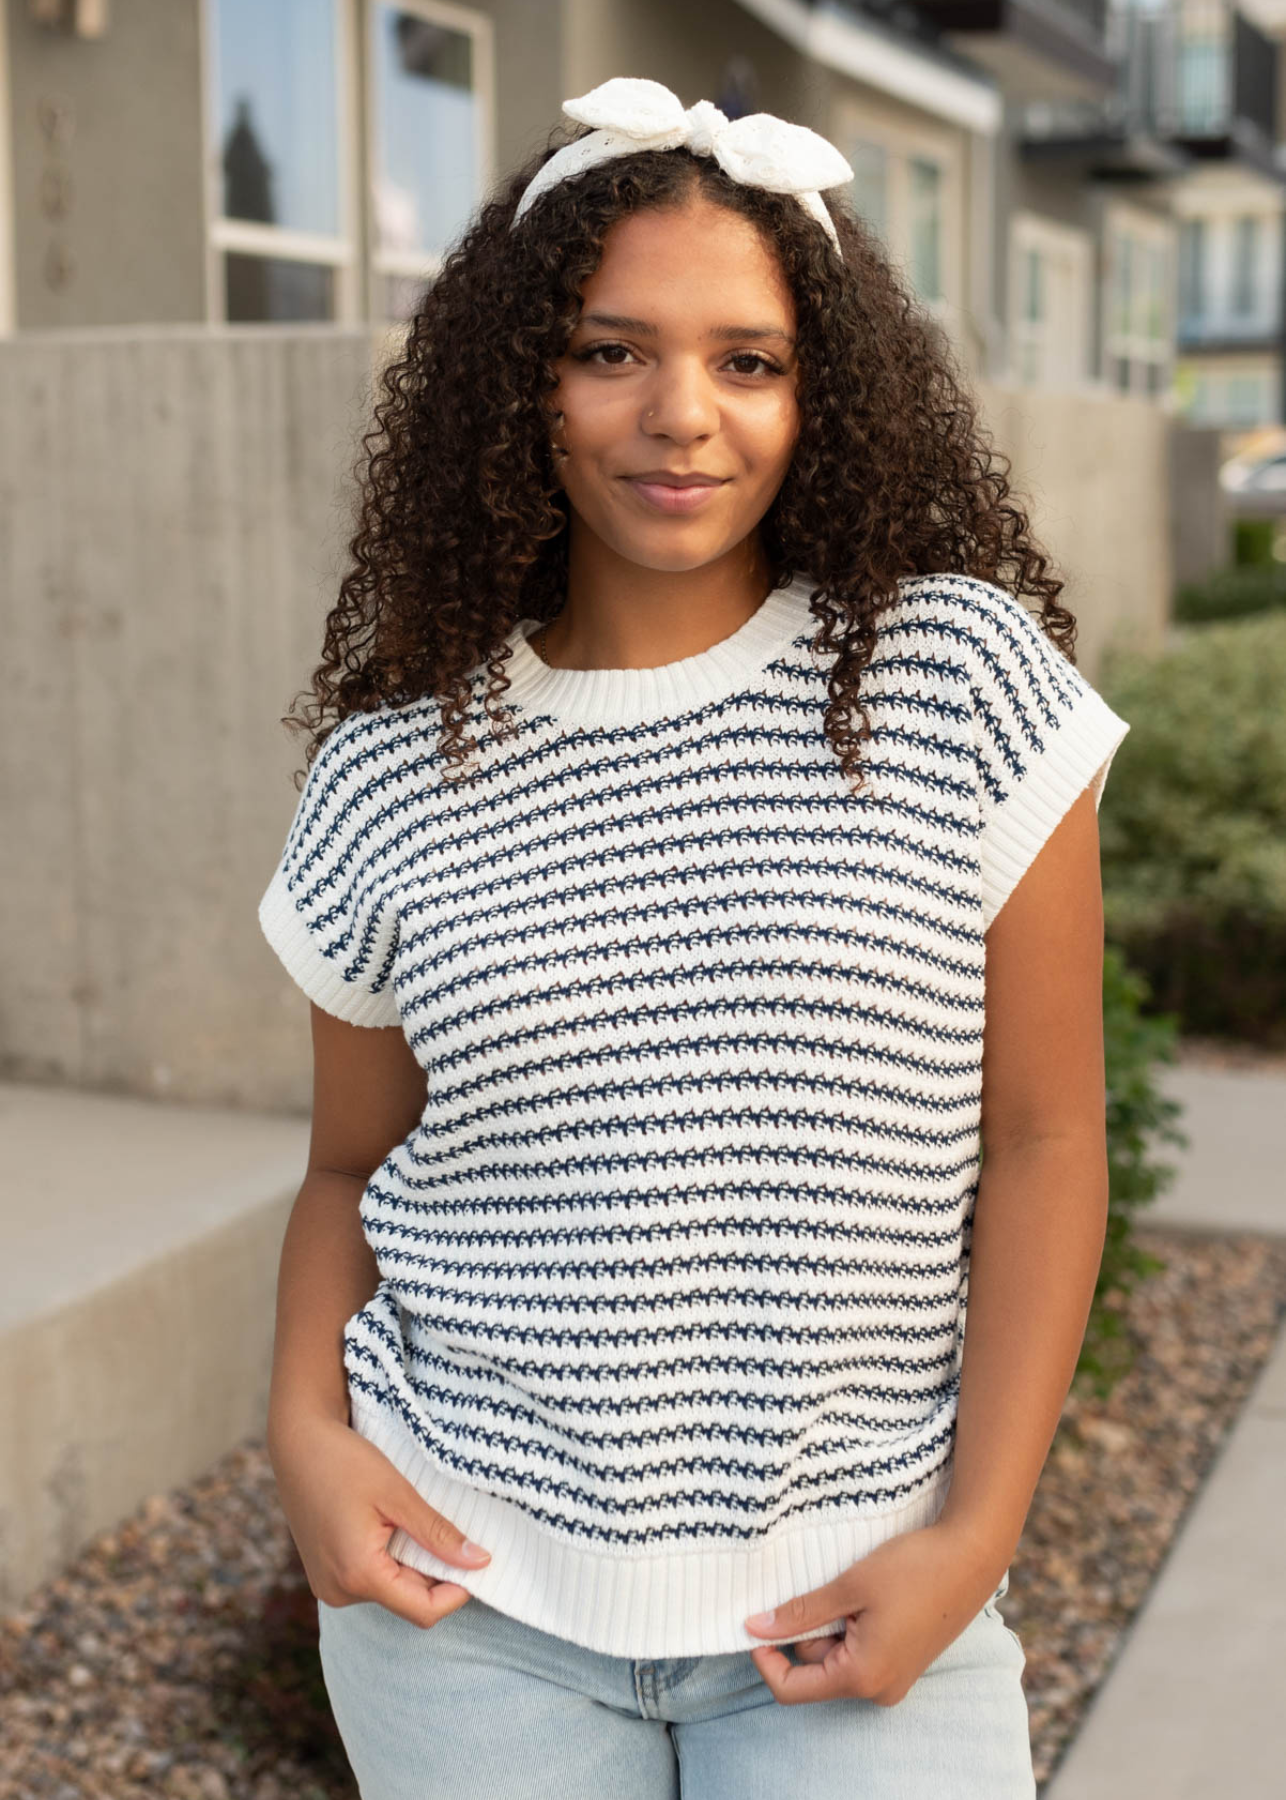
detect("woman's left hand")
[743,1519,1008,1707]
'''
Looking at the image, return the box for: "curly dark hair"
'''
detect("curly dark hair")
[282,118,1078,791]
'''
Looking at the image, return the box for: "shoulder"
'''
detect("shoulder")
[881,571,1061,659]
[877,572,1081,720]
[290,698,437,848]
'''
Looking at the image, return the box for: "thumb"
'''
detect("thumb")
[744,1569,860,1639]
[377,1473,492,1573]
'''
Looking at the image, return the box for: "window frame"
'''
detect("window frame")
[363,0,496,325]
[1101,201,1175,403]
[832,101,962,322]
[1007,211,1093,392]
[199,0,361,326]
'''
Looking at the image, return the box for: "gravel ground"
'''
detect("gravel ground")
[3,1226,1284,1800]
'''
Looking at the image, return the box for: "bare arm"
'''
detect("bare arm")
[263,1004,493,1624]
[266,1002,429,1452]
[936,783,1110,1568]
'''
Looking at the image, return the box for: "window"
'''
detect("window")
[1178,217,1206,328]
[908,157,942,303]
[848,138,888,244]
[832,107,958,320]
[1103,210,1173,400]
[368,0,494,324]
[205,0,353,323]
[1231,216,1259,318]
[1009,214,1091,390]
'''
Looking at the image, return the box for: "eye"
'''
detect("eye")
[725,350,785,377]
[571,341,638,366]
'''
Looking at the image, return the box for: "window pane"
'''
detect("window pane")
[848,139,887,243]
[908,157,942,301]
[1144,242,1166,342]
[373,7,478,264]
[1023,247,1043,324]
[1112,234,1133,338]
[225,252,334,322]
[1231,216,1258,316]
[212,0,340,236]
[1178,217,1205,323]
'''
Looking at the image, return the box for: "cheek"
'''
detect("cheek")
[743,392,800,477]
[556,374,630,451]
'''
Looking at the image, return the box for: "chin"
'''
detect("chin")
[603,527,744,574]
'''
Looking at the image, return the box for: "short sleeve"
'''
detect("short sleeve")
[258,712,403,1028]
[935,577,1130,928]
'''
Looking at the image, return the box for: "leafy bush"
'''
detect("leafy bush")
[1233,516,1275,566]
[1174,560,1286,623]
[1097,611,1286,1045]
[1078,947,1185,1395]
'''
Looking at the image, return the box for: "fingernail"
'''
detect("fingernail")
[745,1610,776,1631]
[462,1540,491,1563]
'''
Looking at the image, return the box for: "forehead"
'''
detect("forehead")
[577,199,794,325]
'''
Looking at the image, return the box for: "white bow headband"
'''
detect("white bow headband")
[511,77,854,257]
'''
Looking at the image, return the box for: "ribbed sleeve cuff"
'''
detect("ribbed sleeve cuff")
[980,683,1129,930]
[258,865,402,1029]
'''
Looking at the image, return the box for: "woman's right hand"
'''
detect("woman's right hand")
[269,1412,493,1629]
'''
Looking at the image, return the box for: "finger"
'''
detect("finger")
[749,1633,860,1705]
[379,1475,492,1573]
[363,1559,477,1631]
[790,1634,843,1664]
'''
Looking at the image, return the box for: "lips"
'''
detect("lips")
[623,472,729,515]
[627,472,726,487]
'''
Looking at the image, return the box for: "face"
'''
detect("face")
[548,196,801,574]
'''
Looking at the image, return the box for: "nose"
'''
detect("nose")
[640,356,720,444]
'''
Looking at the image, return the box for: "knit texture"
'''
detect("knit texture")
[258,570,1129,1657]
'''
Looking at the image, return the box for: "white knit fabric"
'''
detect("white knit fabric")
[510,77,854,253]
[259,571,1129,1657]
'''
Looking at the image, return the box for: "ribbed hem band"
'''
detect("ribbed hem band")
[350,1392,954,1659]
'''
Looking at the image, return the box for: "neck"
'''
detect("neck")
[539,529,774,671]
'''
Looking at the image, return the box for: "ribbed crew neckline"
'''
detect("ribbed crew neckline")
[501,573,817,727]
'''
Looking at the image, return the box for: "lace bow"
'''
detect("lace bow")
[511,76,853,255]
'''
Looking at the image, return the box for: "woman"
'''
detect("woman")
[259,77,1128,1799]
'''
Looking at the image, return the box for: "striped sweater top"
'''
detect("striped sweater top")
[258,570,1129,1659]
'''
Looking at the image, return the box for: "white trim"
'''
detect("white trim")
[832,104,965,321]
[0,0,14,335]
[736,0,1001,136]
[1008,211,1093,391]
[980,683,1129,930]
[210,218,355,266]
[1101,198,1175,400]
[365,0,496,320]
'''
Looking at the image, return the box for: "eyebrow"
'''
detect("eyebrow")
[578,311,796,347]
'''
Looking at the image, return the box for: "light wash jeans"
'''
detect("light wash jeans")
[316,1571,1035,1799]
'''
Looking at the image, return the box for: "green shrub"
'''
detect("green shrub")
[1097,611,1286,1045]
[1078,947,1185,1395]
[1174,560,1286,623]
[1233,515,1276,566]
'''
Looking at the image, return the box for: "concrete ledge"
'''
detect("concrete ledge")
[0,1083,309,1610]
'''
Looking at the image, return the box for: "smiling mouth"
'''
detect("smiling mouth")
[624,475,730,515]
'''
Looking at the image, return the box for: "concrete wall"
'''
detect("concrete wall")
[1170,423,1231,587]
[6,0,208,329]
[1,329,1172,1110]
[975,378,1172,673]
[0,326,380,1105]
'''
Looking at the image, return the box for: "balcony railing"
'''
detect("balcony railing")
[1019,0,1279,162]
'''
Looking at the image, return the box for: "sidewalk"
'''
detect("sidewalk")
[1043,1058,1286,1798]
